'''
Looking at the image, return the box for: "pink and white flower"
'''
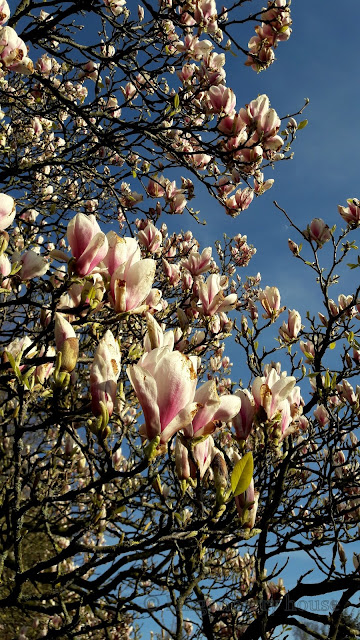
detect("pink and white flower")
[127,346,199,444]
[67,213,108,276]
[90,330,121,417]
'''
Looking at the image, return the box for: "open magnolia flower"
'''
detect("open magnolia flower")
[182,380,241,439]
[127,346,199,444]
[197,273,237,316]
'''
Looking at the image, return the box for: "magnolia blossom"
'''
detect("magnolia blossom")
[0,252,11,288]
[109,240,156,312]
[127,347,199,444]
[182,380,241,439]
[259,286,282,320]
[0,193,15,230]
[235,479,259,529]
[208,85,236,115]
[90,330,121,417]
[181,247,212,276]
[67,213,108,276]
[103,233,137,276]
[225,187,254,216]
[175,435,215,481]
[279,309,301,342]
[232,389,256,441]
[338,198,360,227]
[35,345,56,385]
[162,258,181,285]
[143,313,174,353]
[5,335,35,364]
[304,218,331,247]
[252,366,297,426]
[300,340,315,361]
[18,250,49,280]
[0,26,33,74]
[103,0,126,16]
[54,312,78,372]
[138,221,162,253]
[197,273,237,316]
[314,404,329,427]
[0,0,9,25]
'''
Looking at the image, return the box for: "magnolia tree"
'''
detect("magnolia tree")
[0,0,359,638]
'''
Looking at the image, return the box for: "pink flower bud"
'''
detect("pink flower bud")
[232,389,255,440]
[304,218,331,248]
[279,309,301,342]
[314,404,329,427]
[67,213,108,276]
[54,313,79,372]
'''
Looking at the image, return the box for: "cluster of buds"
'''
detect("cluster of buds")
[245,0,292,72]
[230,234,256,268]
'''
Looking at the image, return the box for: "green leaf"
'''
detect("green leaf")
[329,342,336,350]
[173,93,179,109]
[5,351,22,382]
[297,119,308,130]
[231,452,253,497]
